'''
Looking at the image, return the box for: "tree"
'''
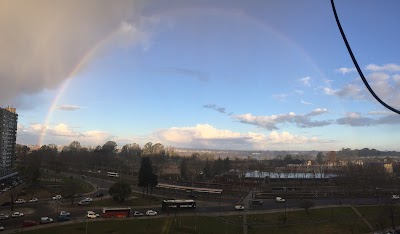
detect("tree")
[109,181,132,202]
[102,141,118,154]
[138,157,158,197]
[62,179,80,205]
[316,152,324,164]
[180,158,189,180]
[143,142,154,155]
[301,200,315,215]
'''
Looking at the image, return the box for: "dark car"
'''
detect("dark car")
[22,220,38,227]
[57,215,70,222]
[187,194,198,198]
[96,192,104,197]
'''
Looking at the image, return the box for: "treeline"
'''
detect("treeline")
[337,148,400,158]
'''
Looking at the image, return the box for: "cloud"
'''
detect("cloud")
[0,0,150,107]
[203,104,226,114]
[324,84,364,99]
[158,67,208,82]
[17,122,116,146]
[294,90,304,95]
[232,108,331,130]
[300,99,312,105]
[336,112,400,127]
[57,105,82,111]
[299,77,311,87]
[366,63,400,72]
[337,67,356,75]
[154,124,328,150]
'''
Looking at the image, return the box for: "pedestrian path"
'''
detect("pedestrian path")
[350,205,374,231]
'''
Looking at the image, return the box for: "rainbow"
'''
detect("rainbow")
[37,31,117,146]
[38,7,325,146]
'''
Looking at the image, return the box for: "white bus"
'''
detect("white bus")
[107,172,119,178]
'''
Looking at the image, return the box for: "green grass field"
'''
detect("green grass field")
[20,206,382,234]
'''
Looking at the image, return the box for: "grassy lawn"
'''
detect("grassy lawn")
[22,216,241,234]
[244,207,369,234]
[355,205,400,230]
[20,207,376,234]
[90,192,163,207]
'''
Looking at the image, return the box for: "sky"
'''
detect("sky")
[1,0,400,151]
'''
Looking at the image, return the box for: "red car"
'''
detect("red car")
[22,220,38,227]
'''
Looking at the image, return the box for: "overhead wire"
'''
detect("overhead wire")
[330,0,400,115]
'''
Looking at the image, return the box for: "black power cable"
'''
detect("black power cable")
[331,0,400,115]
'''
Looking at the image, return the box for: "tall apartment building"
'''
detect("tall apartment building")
[0,106,18,168]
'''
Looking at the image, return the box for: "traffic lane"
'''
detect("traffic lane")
[0,205,54,230]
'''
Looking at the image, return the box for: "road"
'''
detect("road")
[0,171,397,233]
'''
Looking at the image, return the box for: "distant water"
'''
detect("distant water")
[245,171,337,179]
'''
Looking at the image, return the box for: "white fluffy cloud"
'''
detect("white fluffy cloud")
[154,124,325,150]
[17,123,117,146]
[366,63,400,72]
[232,108,331,130]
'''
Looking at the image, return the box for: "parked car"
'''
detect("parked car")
[14,199,26,204]
[22,220,38,227]
[392,195,400,200]
[11,212,24,218]
[52,195,62,200]
[0,223,3,231]
[78,200,91,206]
[96,192,104,197]
[133,211,143,216]
[29,198,38,203]
[276,197,286,202]
[40,217,53,224]
[0,214,9,220]
[146,210,157,216]
[87,211,99,219]
[235,205,245,211]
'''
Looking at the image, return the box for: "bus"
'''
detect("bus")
[107,172,119,178]
[102,207,131,218]
[161,199,196,210]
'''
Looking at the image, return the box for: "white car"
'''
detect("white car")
[276,197,285,202]
[29,198,38,203]
[392,195,400,200]
[40,217,53,224]
[14,199,26,204]
[82,197,93,202]
[146,210,157,216]
[133,211,143,216]
[0,214,9,220]
[60,211,70,216]
[87,211,99,219]
[53,195,62,200]
[235,205,245,211]
[11,212,24,218]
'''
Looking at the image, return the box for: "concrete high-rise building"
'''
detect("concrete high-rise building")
[0,106,18,168]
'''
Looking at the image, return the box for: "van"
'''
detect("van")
[40,217,53,224]
[78,200,91,206]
